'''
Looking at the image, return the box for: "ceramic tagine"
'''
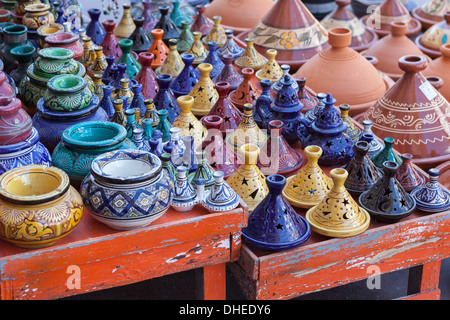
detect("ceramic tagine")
[85,8,106,45]
[228,68,259,110]
[283,145,333,209]
[170,53,199,97]
[194,41,224,80]
[253,79,274,129]
[170,0,193,29]
[293,27,387,116]
[190,4,213,37]
[199,171,241,213]
[141,0,158,33]
[321,0,378,52]
[135,52,159,99]
[306,168,370,237]
[363,55,450,170]
[296,77,318,114]
[0,165,82,248]
[188,150,216,189]
[416,11,450,58]
[339,104,361,141]
[153,73,180,123]
[255,49,283,83]
[412,0,450,29]
[226,143,269,212]
[361,0,422,37]
[189,63,218,116]
[371,137,403,168]
[359,161,416,222]
[217,29,244,59]
[422,44,450,101]
[234,38,267,71]
[237,0,329,70]
[410,168,450,212]
[172,95,207,148]
[100,20,122,62]
[242,174,311,251]
[185,31,209,65]
[114,3,136,40]
[147,29,170,70]
[81,149,173,230]
[296,93,355,166]
[155,5,180,45]
[360,119,385,157]
[177,21,195,53]
[155,38,185,77]
[171,165,199,212]
[396,153,426,192]
[213,53,243,92]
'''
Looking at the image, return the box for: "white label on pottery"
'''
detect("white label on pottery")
[419,81,437,101]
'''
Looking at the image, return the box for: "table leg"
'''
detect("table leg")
[195,263,226,300]
[406,260,441,300]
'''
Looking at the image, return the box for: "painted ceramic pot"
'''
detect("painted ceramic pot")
[22,3,55,31]
[411,0,450,29]
[171,165,199,212]
[85,8,106,45]
[0,165,82,248]
[43,75,93,112]
[153,74,180,123]
[0,127,52,175]
[255,49,283,83]
[189,63,218,116]
[87,45,108,78]
[202,16,227,48]
[177,21,195,53]
[100,19,122,62]
[190,4,213,37]
[135,52,159,100]
[213,54,243,92]
[0,9,10,23]
[395,153,426,192]
[411,168,450,212]
[147,29,169,69]
[359,161,416,222]
[114,3,136,40]
[422,44,450,102]
[194,41,224,80]
[44,31,83,61]
[37,23,64,49]
[155,38,185,77]
[243,174,310,251]
[339,104,361,142]
[52,121,136,187]
[188,150,216,190]
[371,137,403,168]
[364,55,450,170]
[129,17,152,54]
[217,29,244,59]
[297,77,318,114]
[234,38,267,71]
[200,170,240,213]
[228,68,259,110]
[0,96,32,145]
[306,168,371,237]
[360,119,384,158]
[170,0,193,28]
[0,71,15,98]
[0,24,34,72]
[117,39,141,79]
[155,5,180,45]
[185,31,209,65]
[81,149,173,230]
[254,79,274,129]
[416,12,450,58]
[170,53,199,97]
[141,0,158,33]
[271,64,298,96]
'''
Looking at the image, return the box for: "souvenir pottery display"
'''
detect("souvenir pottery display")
[363,55,450,170]
[117,39,141,79]
[213,54,243,92]
[359,161,416,222]
[170,53,199,97]
[306,168,371,237]
[255,49,283,83]
[135,52,159,100]
[293,27,387,115]
[155,5,180,45]
[283,145,333,209]
[202,16,227,48]
[194,41,224,80]
[257,120,303,175]
[360,119,384,157]
[37,23,64,49]
[253,79,274,129]
[226,144,269,212]
[188,150,215,189]
[190,4,213,37]
[217,29,244,59]
[81,149,173,230]
[416,11,450,58]
[321,0,377,52]
[412,0,450,29]
[189,63,218,116]
[237,0,329,70]
[200,115,242,179]
[422,44,450,101]
[177,21,195,53]
[234,38,267,71]
[203,0,274,34]
[0,165,82,248]
[343,140,383,195]
[200,171,240,213]
[296,93,355,166]
[396,153,426,192]
[44,32,83,62]
[100,19,122,62]
[297,77,318,114]
[242,174,310,251]
[185,31,209,65]
[339,104,361,141]
[172,95,207,148]
[153,74,180,123]
[85,8,106,45]
[52,121,136,187]
[0,97,32,146]
[225,103,268,153]
[171,165,198,212]
[361,21,431,80]
[114,3,136,40]
[228,68,259,110]
[202,81,243,136]
[411,168,450,212]
[147,29,170,70]
[129,17,152,54]
[155,39,184,77]
[361,0,422,37]
[22,3,55,31]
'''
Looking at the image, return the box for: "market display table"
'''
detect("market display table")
[0,202,248,300]
[229,146,448,300]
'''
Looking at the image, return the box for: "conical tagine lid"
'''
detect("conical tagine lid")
[416,11,450,58]
[306,168,371,238]
[412,0,450,30]
[363,55,450,169]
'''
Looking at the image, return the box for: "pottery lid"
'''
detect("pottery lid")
[204,171,240,207]
[311,93,347,134]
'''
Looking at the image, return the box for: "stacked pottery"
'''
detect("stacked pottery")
[53,121,136,188]
[293,27,387,116]
[37,23,64,49]
[363,55,450,170]
[0,165,82,248]
[0,71,16,98]
[81,149,173,230]
[44,31,84,61]
[32,74,108,153]
[22,3,55,45]
[422,44,450,101]
[411,168,450,212]
[412,0,450,29]
[0,96,52,174]
[416,11,450,58]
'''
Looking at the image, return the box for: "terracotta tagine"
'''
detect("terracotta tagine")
[361,0,422,37]
[147,29,170,70]
[294,27,387,116]
[412,0,450,30]
[203,0,274,34]
[363,55,450,170]
[236,0,330,70]
[306,168,371,237]
[189,62,218,116]
[416,11,450,59]
[321,0,378,52]
[396,153,426,192]
[410,168,450,212]
[422,43,450,101]
[0,165,83,248]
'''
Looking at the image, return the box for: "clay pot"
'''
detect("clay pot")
[44,32,83,61]
[228,68,260,109]
[422,44,450,101]
[37,23,64,49]
[0,96,32,145]
[0,9,10,22]
[22,3,55,31]
[294,27,387,116]
[204,0,274,34]
[416,11,450,59]
[363,55,450,170]
[135,52,159,100]
[360,0,422,37]
[412,0,450,30]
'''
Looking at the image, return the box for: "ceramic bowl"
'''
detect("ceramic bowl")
[81,149,173,230]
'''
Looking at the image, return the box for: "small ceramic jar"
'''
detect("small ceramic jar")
[36,23,64,49]
[44,32,84,61]
[0,96,32,145]
[0,164,83,248]
[81,149,174,230]
[22,3,55,31]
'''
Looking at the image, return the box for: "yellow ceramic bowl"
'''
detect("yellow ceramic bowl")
[0,165,83,248]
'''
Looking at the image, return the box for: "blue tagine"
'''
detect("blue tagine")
[411,168,450,212]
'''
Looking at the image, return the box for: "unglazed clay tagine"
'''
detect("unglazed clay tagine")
[412,0,450,30]
[416,11,450,58]
[423,43,450,102]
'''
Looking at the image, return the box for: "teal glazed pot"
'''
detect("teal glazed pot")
[0,24,34,72]
[52,121,137,187]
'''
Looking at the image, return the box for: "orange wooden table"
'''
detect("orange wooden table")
[0,201,248,300]
[229,146,450,300]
